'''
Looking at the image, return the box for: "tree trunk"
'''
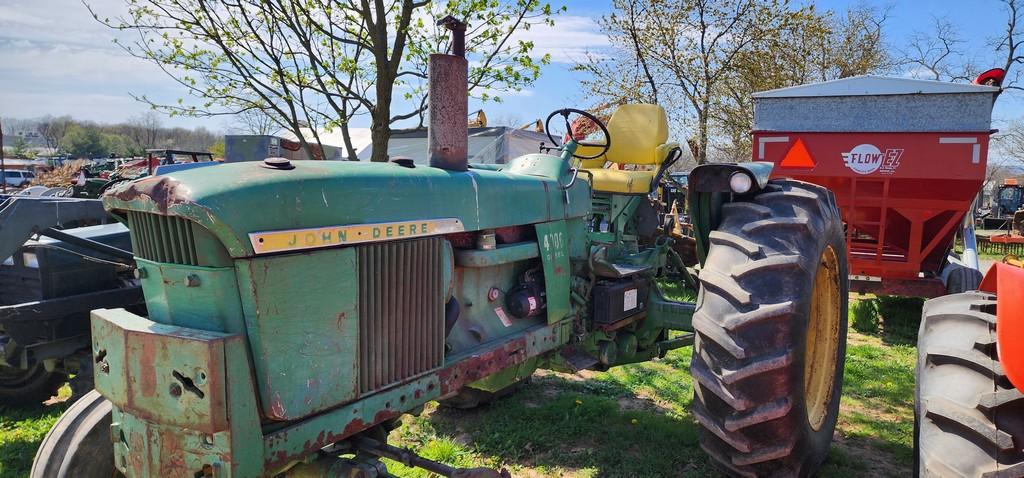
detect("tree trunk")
[340,122,359,161]
[369,110,390,163]
[369,56,394,163]
[697,107,709,164]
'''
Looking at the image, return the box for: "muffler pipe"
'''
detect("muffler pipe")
[428,16,469,172]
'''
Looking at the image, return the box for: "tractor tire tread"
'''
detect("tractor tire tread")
[709,302,797,332]
[916,292,1024,477]
[692,178,848,478]
[30,390,117,478]
[708,230,763,258]
[924,396,1015,450]
[693,312,748,360]
[722,202,773,219]
[979,390,1024,412]
[719,351,794,385]
[740,217,813,236]
[925,347,1005,378]
[698,268,752,307]
[724,398,793,432]
[730,255,806,279]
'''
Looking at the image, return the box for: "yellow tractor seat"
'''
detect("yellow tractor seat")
[577,104,678,195]
[585,169,658,194]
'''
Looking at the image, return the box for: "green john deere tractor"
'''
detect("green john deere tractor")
[32,19,848,478]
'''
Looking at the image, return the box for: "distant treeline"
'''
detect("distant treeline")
[1,112,220,159]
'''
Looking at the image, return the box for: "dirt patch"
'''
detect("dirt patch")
[512,467,592,478]
[833,433,907,478]
[616,396,672,414]
[841,397,906,424]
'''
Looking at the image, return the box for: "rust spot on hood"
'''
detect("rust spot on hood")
[109,176,193,213]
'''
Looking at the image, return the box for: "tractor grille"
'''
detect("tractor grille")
[125,211,199,266]
[357,237,445,394]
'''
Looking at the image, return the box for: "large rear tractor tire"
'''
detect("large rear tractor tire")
[691,179,848,477]
[915,291,1024,477]
[30,390,118,478]
[0,364,67,406]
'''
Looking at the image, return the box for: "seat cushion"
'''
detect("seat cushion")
[584,168,656,194]
[576,104,670,166]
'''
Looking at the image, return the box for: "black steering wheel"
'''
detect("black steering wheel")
[544,108,611,160]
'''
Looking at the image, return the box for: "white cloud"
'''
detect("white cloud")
[0,0,204,126]
[0,0,129,50]
[513,15,610,64]
[0,91,153,124]
[0,42,170,86]
[0,1,607,128]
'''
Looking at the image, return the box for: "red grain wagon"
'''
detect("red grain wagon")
[752,76,1000,297]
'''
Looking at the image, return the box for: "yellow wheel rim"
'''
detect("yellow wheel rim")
[804,245,841,431]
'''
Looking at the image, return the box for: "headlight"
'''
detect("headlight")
[22,252,38,269]
[729,171,753,194]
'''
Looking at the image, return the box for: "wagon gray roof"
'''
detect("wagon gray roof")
[753,75,1000,98]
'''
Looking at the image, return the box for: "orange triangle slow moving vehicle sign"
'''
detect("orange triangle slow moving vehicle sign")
[779,138,816,168]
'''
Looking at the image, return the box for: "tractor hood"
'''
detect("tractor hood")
[102,155,589,258]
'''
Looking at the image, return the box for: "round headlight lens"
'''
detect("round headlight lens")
[729,171,753,194]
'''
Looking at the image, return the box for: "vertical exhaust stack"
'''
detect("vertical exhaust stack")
[429,16,469,171]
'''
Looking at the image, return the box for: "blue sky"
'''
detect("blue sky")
[1,1,1022,132]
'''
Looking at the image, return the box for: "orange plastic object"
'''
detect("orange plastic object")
[779,138,816,168]
[981,263,1024,391]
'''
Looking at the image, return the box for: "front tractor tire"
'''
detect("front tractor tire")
[915,292,1024,477]
[691,179,848,477]
[31,390,118,478]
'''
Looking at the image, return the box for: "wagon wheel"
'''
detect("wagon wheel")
[31,390,120,478]
[0,363,66,406]
[691,179,848,477]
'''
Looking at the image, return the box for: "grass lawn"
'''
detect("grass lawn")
[0,387,69,478]
[0,299,919,478]
[384,326,916,478]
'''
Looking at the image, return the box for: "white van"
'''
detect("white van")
[2,170,36,187]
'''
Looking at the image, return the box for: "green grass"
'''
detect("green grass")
[849,295,924,346]
[384,320,916,477]
[2,321,916,478]
[0,386,70,478]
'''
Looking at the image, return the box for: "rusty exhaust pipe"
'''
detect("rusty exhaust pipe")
[429,16,468,172]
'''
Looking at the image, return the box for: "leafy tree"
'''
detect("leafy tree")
[126,111,163,150]
[62,124,108,158]
[11,137,31,159]
[577,1,893,163]
[103,133,143,158]
[89,0,563,161]
[209,139,226,158]
[37,115,73,153]
[714,5,894,160]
